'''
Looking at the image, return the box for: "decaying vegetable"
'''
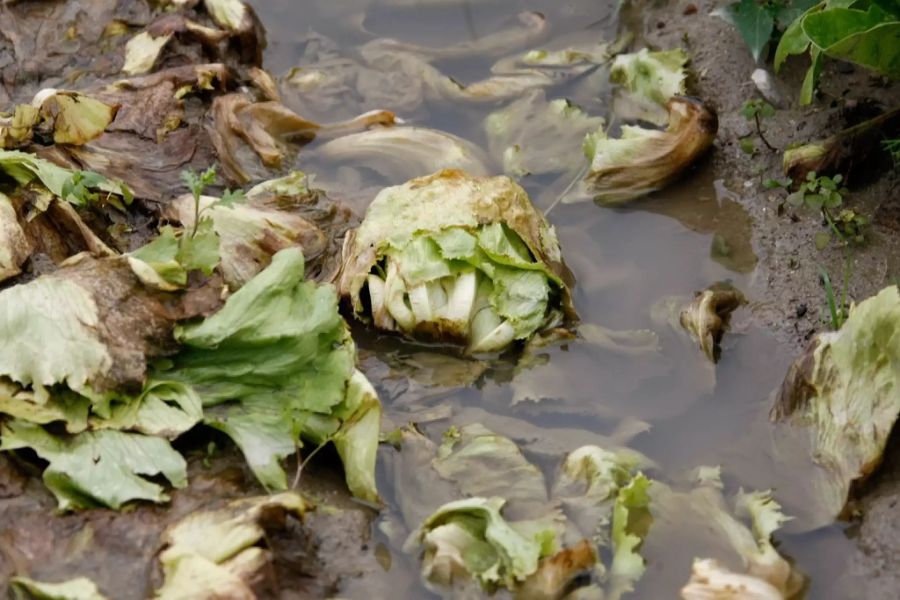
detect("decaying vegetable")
[315,126,491,182]
[678,489,804,599]
[0,149,131,283]
[395,424,650,598]
[783,106,900,184]
[577,97,718,205]
[772,285,900,525]
[679,284,746,363]
[0,247,382,507]
[338,169,575,353]
[155,492,311,599]
[164,171,354,287]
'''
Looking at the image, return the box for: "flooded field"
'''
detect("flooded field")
[254,0,865,597]
[0,0,894,598]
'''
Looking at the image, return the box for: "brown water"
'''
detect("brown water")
[246,0,868,598]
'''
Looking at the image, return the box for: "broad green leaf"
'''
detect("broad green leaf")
[724,0,776,62]
[0,420,186,510]
[800,47,823,105]
[803,7,900,79]
[129,226,187,289]
[168,248,380,501]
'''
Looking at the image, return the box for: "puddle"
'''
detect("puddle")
[0,0,869,598]
[249,0,865,597]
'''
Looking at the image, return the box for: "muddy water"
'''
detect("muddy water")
[278,0,851,597]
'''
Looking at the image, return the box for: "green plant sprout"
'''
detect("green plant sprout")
[61,170,134,210]
[884,138,900,165]
[740,98,777,151]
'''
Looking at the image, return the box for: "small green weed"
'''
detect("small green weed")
[740,98,777,151]
[883,138,900,165]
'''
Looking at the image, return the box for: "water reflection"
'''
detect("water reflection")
[250,0,862,597]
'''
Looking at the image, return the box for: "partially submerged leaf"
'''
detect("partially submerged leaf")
[417,496,548,590]
[681,558,786,600]
[156,492,311,599]
[610,49,688,125]
[315,126,491,182]
[650,480,804,599]
[339,169,575,352]
[772,285,900,525]
[578,97,718,205]
[484,91,605,177]
[0,420,187,510]
[679,284,746,363]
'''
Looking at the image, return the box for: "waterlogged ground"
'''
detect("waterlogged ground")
[254,0,871,597]
[0,0,893,598]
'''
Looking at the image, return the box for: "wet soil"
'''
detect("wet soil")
[628,1,900,597]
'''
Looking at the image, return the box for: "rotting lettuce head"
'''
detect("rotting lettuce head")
[772,285,900,525]
[338,169,575,353]
[577,97,717,205]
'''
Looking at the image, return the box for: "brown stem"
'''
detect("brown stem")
[756,113,776,152]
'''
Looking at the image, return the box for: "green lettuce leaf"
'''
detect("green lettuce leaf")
[0,420,186,510]
[0,150,127,206]
[418,497,547,590]
[0,276,112,393]
[166,247,380,501]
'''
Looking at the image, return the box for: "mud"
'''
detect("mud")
[628,1,900,597]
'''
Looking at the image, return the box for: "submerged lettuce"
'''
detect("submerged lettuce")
[399,424,651,597]
[339,169,575,353]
